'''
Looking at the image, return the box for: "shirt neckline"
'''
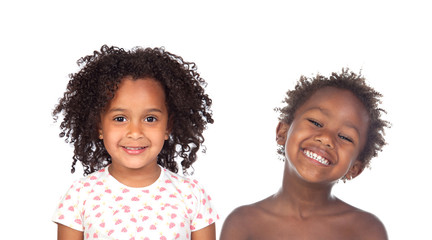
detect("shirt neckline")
[105,165,164,190]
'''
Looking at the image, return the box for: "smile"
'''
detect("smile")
[303,149,331,166]
[123,146,145,150]
[122,146,147,154]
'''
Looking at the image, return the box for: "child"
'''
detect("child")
[220,69,390,240]
[52,45,218,240]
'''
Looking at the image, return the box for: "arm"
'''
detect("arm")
[57,223,83,240]
[191,223,216,240]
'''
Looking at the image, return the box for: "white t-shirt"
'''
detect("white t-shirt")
[52,165,218,239]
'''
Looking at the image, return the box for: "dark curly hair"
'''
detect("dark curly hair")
[53,45,213,176]
[276,69,390,173]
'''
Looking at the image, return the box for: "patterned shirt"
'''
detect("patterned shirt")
[52,165,218,239]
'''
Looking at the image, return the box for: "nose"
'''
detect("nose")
[127,121,144,139]
[314,131,334,149]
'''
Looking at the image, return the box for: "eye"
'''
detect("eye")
[113,116,127,122]
[308,119,322,128]
[338,134,353,143]
[145,116,157,123]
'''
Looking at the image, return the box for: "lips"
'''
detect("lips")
[122,146,147,154]
[303,149,331,166]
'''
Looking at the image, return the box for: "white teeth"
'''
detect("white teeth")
[124,147,144,150]
[304,150,330,166]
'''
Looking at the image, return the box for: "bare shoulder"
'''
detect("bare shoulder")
[219,204,258,240]
[220,202,266,240]
[359,211,388,239]
[350,209,388,240]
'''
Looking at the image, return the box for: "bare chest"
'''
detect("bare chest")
[245,215,362,240]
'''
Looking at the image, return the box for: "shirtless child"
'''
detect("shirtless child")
[220,70,389,240]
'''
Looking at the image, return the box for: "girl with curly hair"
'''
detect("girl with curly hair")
[52,45,218,240]
[221,69,390,240]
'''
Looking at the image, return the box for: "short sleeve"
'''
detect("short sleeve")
[52,180,85,232]
[189,179,219,231]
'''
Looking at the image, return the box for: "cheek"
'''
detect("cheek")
[143,127,167,139]
[285,124,306,146]
[101,128,123,148]
[155,130,169,143]
[284,128,303,158]
[340,145,362,166]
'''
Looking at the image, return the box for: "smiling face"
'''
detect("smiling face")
[277,87,369,184]
[99,77,170,173]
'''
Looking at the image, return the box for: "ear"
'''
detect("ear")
[97,117,104,140]
[165,116,174,140]
[345,160,364,180]
[276,122,290,145]
[98,129,103,140]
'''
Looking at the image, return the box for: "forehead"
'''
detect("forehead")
[107,77,166,109]
[297,87,370,130]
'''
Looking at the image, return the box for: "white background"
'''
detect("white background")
[1,0,431,239]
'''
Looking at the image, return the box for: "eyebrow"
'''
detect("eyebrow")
[107,108,164,114]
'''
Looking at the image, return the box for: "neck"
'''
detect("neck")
[108,162,161,188]
[273,162,338,218]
